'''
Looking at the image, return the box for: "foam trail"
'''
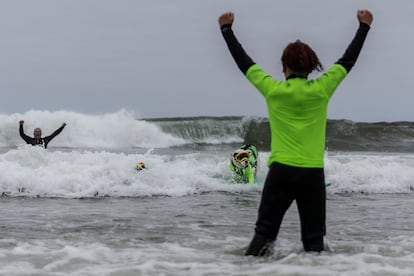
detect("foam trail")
[0,147,259,198]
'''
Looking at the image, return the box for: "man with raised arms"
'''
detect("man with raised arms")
[19,120,67,149]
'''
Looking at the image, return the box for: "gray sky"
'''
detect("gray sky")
[0,0,412,122]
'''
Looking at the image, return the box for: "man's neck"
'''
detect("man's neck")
[284,68,308,80]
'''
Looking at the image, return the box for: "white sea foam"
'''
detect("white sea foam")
[0,236,413,276]
[0,146,259,198]
[325,152,414,194]
[0,148,413,198]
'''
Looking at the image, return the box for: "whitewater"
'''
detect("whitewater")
[0,110,413,275]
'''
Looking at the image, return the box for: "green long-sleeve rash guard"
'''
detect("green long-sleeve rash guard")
[220,22,370,168]
[246,64,347,167]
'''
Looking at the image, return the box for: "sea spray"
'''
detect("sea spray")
[0,147,412,198]
[0,110,186,149]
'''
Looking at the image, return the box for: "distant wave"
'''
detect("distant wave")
[1,110,414,152]
[150,116,414,152]
[326,120,414,152]
[148,116,246,145]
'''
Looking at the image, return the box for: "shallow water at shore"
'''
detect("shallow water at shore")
[0,192,413,276]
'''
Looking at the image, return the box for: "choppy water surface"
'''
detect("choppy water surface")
[0,193,413,276]
[0,111,413,275]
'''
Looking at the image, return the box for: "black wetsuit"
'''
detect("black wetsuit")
[220,23,370,255]
[19,125,65,149]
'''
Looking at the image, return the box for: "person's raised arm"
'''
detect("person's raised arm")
[336,9,373,72]
[19,120,32,143]
[44,122,66,142]
[218,12,255,74]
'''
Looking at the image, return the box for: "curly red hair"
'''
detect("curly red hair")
[281,40,323,75]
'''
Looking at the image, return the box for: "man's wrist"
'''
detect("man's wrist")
[220,24,232,32]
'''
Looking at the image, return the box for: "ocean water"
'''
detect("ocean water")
[0,110,413,276]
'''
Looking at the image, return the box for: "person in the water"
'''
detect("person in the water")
[135,161,146,171]
[230,144,258,184]
[218,9,373,255]
[19,120,67,149]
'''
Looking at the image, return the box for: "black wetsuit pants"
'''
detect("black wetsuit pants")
[246,162,326,255]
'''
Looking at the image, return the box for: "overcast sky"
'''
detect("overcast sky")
[0,0,412,122]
